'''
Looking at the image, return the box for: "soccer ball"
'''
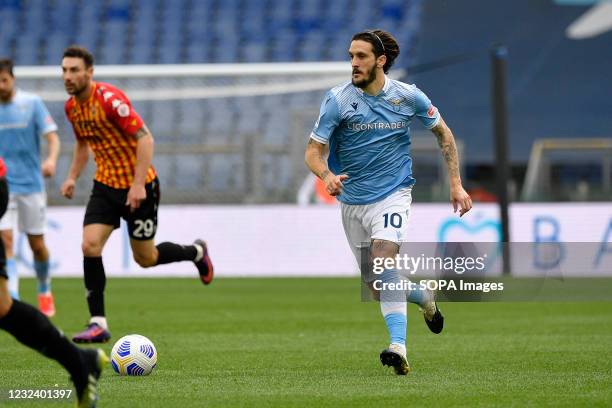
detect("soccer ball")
[110,334,157,376]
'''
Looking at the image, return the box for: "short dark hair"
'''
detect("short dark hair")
[62,45,94,68]
[351,30,400,74]
[0,58,14,77]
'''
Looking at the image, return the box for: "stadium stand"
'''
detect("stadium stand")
[1,0,608,203]
[0,0,423,203]
[0,0,418,66]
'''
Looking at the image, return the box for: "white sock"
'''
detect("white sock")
[90,316,108,330]
[390,342,407,357]
[193,244,204,262]
[7,259,18,299]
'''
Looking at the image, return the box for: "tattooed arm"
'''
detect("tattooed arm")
[431,116,472,216]
[133,124,154,186]
[127,124,154,211]
[304,138,348,196]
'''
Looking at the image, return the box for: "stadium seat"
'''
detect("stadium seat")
[15,36,40,65]
[207,154,245,191]
[43,33,72,65]
[149,101,178,142]
[174,155,203,190]
[151,155,173,184]
[177,103,206,142]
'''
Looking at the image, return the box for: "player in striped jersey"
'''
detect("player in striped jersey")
[59,46,214,344]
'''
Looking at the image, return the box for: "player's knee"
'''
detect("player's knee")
[82,239,104,257]
[370,239,399,260]
[133,251,156,268]
[29,240,47,257]
[1,233,12,251]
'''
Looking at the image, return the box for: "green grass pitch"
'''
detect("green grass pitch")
[1,278,610,407]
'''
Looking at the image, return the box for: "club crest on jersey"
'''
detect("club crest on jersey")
[387,97,405,112]
[117,104,130,117]
[427,105,437,118]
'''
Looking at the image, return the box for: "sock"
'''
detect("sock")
[379,268,433,307]
[34,260,51,294]
[381,303,407,347]
[6,259,18,299]
[155,242,198,265]
[89,316,108,330]
[379,269,407,347]
[0,299,84,380]
[406,283,433,307]
[83,256,106,317]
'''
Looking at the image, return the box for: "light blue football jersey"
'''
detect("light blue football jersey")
[310,76,440,205]
[0,89,57,194]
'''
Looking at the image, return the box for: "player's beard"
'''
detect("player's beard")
[65,80,88,97]
[352,65,377,89]
[0,88,12,103]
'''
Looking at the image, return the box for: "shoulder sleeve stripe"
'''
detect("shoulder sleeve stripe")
[310,132,328,145]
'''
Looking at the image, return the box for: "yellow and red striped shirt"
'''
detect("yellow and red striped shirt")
[65,81,156,189]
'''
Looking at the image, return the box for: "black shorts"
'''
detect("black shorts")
[0,178,8,279]
[84,178,160,241]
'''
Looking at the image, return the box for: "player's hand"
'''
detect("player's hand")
[451,185,472,217]
[41,159,56,178]
[323,172,348,196]
[126,184,146,212]
[60,178,76,199]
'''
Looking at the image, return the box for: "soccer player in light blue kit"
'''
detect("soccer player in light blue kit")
[305,30,472,375]
[0,59,60,317]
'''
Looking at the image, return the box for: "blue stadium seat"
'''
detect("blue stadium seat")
[240,42,267,62]
[128,44,155,64]
[149,101,178,142]
[0,7,19,38]
[157,45,182,64]
[209,38,240,62]
[44,33,72,65]
[108,0,131,8]
[103,20,130,44]
[130,97,152,125]
[0,0,21,10]
[207,154,245,192]
[151,155,173,184]
[206,99,237,141]
[177,100,207,142]
[261,154,291,190]
[98,43,126,65]
[299,31,327,61]
[186,43,209,63]
[15,36,40,65]
[174,155,202,190]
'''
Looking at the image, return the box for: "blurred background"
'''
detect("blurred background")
[1,0,609,206]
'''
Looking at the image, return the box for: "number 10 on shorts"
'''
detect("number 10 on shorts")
[383,213,402,228]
